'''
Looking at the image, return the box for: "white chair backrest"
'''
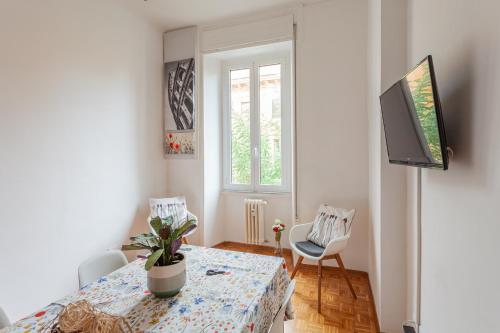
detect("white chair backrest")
[0,306,10,330]
[345,209,356,238]
[268,279,296,333]
[78,250,128,288]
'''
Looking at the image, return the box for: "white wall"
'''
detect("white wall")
[406,168,420,325]
[199,0,372,262]
[408,0,500,332]
[163,27,204,246]
[368,1,408,331]
[164,1,372,270]
[379,0,408,331]
[200,42,294,248]
[202,54,225,247]
[367,0,383,322]
[296,0,369,271]
[0,0,166,320]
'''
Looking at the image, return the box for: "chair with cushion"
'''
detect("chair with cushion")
[0,306,10,330]
[78,250,128,288]
[289,204,357,313]
[148,196,198,244]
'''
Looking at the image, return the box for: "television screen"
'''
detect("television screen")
[379,55,448,170]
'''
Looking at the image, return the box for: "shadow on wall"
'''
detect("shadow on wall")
[440,48,473,166]
[427,41,494,190]
[122,206,151,262]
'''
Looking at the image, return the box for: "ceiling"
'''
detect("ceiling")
[120,0,317,30]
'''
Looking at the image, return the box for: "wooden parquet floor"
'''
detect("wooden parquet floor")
[213,242,379,333]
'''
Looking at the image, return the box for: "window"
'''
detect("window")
[223,53,291,192]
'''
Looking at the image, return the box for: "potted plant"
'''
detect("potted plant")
[122,216,195,297]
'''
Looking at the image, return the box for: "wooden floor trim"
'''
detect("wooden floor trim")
[366,273,381,333]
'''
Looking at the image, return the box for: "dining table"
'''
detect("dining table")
[1,245,292,333]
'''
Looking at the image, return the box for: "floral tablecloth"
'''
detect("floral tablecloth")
[2,245,291,333]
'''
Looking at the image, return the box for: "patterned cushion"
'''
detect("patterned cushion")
[295,241,325,257]
[149,196,187,228]
[306,204,355,247]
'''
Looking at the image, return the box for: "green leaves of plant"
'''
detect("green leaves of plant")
[150,217,163,235]
[121,244,148,251]
[145,249,164,271]
[123,215,196,268]
[129,233,158,249]
[164,215,174,225]
[174,220,195,239]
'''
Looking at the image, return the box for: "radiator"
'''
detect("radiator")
[244,199,267,244]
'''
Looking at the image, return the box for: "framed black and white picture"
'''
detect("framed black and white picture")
[164,57,195,156]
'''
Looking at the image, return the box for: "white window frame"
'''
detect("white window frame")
[222,52,291,193]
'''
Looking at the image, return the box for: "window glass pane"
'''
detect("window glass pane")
[230,69,251,185]
[259,64,282,186]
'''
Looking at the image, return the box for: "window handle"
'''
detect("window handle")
[254,146,259,158]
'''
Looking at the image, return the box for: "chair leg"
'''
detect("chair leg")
[290,256,303,279]
[318,259,322,313]
[182,237,189,245]
[335,254,357,299]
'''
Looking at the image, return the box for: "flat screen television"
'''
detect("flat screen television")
[380,55,448,170]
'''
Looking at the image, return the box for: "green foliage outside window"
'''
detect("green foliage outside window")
[231,112,251,184]
[230,112,282,186]
[260,120,282,185]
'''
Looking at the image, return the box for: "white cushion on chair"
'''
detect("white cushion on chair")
[306,204,355,247]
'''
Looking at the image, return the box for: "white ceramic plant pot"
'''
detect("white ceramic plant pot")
[147,253,186,298]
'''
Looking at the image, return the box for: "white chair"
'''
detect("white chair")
[289,222,357,313]
[147,211,198,245]
[0,306,10,330]
[268,280,296,333]
[78,250,128,288]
